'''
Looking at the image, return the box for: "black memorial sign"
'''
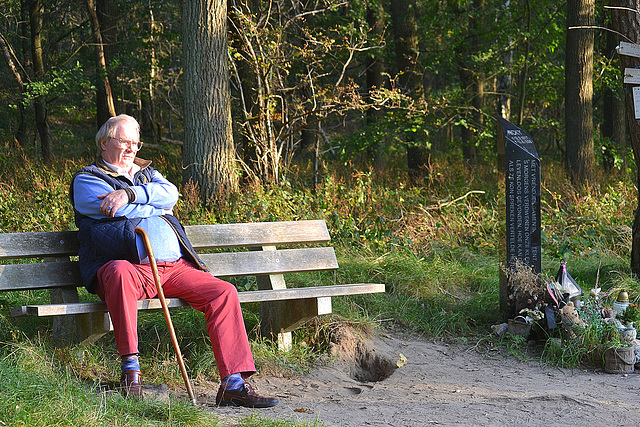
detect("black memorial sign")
[499,117,541,274]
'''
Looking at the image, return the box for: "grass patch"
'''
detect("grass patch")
[238,413,325,426]
[0,339,218,427]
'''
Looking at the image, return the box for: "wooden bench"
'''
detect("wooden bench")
[0,220,384,350]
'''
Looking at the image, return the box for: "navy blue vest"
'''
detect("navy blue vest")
[70,162,208,293]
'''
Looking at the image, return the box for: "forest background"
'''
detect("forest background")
[2,0,640,426]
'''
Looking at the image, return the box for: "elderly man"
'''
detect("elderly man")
[70,114,278,407]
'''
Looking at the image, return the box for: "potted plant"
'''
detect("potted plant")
[619,303,639,328]
[601,316,636,373]
[603,343,635,373]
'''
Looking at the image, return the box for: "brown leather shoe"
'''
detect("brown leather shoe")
[120,370,142,398]
[216,383,278,408]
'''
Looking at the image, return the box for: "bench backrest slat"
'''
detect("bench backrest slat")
[201,247,338,277]
[0,247,338,292]
[0,220,330,260]
[185,220,331,248]
[0,261,82,291]
[0,231,79,259]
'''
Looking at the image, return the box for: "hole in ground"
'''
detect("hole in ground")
[352,341,397,382]
[328,323,397,383]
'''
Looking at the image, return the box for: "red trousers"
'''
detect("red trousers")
[96,258,256,379]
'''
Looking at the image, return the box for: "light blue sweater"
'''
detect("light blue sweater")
[72,167,182,263]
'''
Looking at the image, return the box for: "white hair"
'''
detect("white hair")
[95,114,140,155]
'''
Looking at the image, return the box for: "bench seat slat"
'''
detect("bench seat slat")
[12,284,385,317]
[0,247,338,292]
[238,283,385,302]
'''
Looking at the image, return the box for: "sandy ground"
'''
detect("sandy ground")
[191,326,640,427]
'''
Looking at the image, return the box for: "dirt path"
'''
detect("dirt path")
[199,327,640,426]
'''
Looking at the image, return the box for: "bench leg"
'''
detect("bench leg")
[53,312,113,346]
[260,297,332,351]
[256,271,290,350]
[50,288,113,346]
[255,245,333,351]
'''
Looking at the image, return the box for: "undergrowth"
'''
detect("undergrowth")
[1,130,640,425]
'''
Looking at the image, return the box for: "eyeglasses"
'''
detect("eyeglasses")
[110,137,143,151]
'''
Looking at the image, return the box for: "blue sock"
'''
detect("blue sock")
[121,354,140,372]
[221,373,244,390]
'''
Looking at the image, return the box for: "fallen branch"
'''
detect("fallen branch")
[161,137,183,146]
[420,190,486,211]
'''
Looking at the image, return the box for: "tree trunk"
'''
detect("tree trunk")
[458,65,478,163]
[20,0,30,71]
[517,0,531,126]
[97,0,119,126]
[365,0,386,167]
[141,4,157,142]
[19,0,30,146]
[0,32,27,146]
[610,0,640,275]
[182,0,238,204]
[602,28,627,171]
[565,0,595,185]
[457,0,485,164]
[390,0,429,184]
[497,0,513,122]
[496,0,513,170]
[86,0,116,127]
[29,0,52,163]
[229,0,261,184]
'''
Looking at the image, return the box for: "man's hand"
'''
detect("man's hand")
[98,189,129,217]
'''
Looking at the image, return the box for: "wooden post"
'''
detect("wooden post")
[48,257,112,345]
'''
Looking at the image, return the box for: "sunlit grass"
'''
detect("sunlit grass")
[0,339,219,427]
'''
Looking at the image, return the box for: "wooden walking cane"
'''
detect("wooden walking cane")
[135,227,197,405]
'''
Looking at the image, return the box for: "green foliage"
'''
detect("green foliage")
[538,159,635,259]
[501,333,531,362]
[21,63,94,110]
[0,148,81,232]
[619,303,640,325]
